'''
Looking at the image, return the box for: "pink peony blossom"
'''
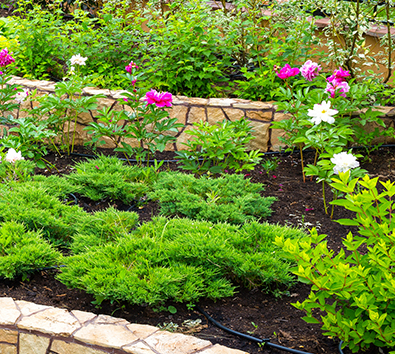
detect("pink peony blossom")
[327,67,350,83]
[131,79,137,86]
[300,60,321,81]
[144,89,173,107]
[326,80,350,98]
[276,64,300,79]
[0,48,14,68]
[125,61,138,73]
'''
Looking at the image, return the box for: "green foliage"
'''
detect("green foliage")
[142,0,235,97]
[0,221,62,279]
[66,155,155,203]
[261,156,280,175]
[175,118,263,175]
[149,172,275,224]
[276,172,395,353]
[58,217,306,306]
[0,159,36,183]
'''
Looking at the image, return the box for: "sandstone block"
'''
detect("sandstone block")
[50,340,107,354]
[233,102,273,110]
[15,300,52,317]
[207,107,226,125]
[71,310,97,325]
[222,108,244,122]
[245,110,272,121]
[0,329,17,344]
[200,344,247,354]
[126,324,158,340]
[166,105,188,126]
[17,307,80,336]
[74,323,138,349]
[207,98,236,107]
[145,331,211,354]
[19,333,50,354]
[96,314,130,325]
[185,97,209,106]
[187,107,206,124]
[246,120,270,152]
[123,341,157,354]
[0,343,16,354]
[0,298,20,325]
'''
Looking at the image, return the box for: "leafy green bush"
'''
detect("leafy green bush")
[175,118,263,175]
[149,173,275,224]
[276,172,395,353]
[66,155,154,203]
[0,221,62,279]
[58,217,306,305]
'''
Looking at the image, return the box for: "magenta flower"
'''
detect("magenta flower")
[131,79,137,86]
[125,61,138,73]
[95,165,99,169]
[327,67,350,83]
[144,89,173,107]
[300,60,321,81]
[123,98,129,102]
[0,48,14,68]
[326,80,350,98]
[276,64,300,79]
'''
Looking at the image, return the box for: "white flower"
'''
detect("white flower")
[14,89,29,104]
[307,100,338,125]
[70,54,87,66]
[331,152,359,174]
[69,66,75,75]
[5,148,24,163]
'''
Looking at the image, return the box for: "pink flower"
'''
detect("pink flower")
[326,80,350,98]
[95,165,99,169]
[273,175,277,178]
[300,60,321,81]
[305,207,314,212]
[244,173,251,178]
[327,67,350,83]
[276,64,300,79]
[125,61,138,73]
[131,79,137,86]
[144,89,173,108]
[0,48,14,68]
[123,98,128,102]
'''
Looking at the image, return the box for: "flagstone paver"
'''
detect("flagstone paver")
[0,297,249,354]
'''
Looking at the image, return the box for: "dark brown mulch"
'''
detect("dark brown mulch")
[0,145,394,354]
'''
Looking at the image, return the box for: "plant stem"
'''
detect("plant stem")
[300,144,305,183]
[322,180,328,214]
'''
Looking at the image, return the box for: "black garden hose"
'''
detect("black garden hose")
[196,305,314,354]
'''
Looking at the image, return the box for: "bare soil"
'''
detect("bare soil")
[0,145,393,354]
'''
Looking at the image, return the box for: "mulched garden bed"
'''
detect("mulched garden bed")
[0,145,393,354]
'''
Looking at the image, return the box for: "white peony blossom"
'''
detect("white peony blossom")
[5,148,24,163]
[70,54,87,66]
[14,89,29,104]
[69,66,76,75]
[331,152,359,174]
[307,101,338,125]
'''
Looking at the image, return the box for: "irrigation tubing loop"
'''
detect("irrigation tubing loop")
[196,305,313,354]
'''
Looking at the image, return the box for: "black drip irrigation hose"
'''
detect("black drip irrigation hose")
[195,305,314,354]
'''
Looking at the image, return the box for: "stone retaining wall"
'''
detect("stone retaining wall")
[0,297,246,354]
[7,76,395,152]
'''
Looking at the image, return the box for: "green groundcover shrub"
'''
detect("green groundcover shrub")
[149,172,276,224]
[0,221,62,279]
[58,217,306,306]
[0,181,139,247]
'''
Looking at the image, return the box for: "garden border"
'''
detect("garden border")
[6,76,395,152]
[0,297,247,354]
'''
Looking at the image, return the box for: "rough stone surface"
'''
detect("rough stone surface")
[71,310,97,325]
[247,120,270,151]
[0,298,20,325]
[208,98,236,107]
[19,333,50,354]
[233,102,273,109]
[223,108,244,122]
[245,110,272,121]
[187,107,206,124]
[123,341,157,354]
[185,97,209,106]
[50,340,107,354]
[166,105,188,126]
[145,331,211,354]
[17,307,81,336]
[201,344,247,354]
[207,107,226,125]
[0,344,16,354]
[126,324,159,340]
[15,300,52,317]
[73,323,138,349]
[96,314,130,325]
[0,329,17,344]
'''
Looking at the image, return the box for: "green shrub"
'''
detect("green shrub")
[58,217,306,306]
[32,175,81,199]
[149,173,275,224]
[66,156,154,204]
[0,221,62,279]
[0,183,88,246]
[276,172,395,353]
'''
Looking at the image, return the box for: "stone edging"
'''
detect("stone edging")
[0,297,247,354]
[7,76,395,152]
